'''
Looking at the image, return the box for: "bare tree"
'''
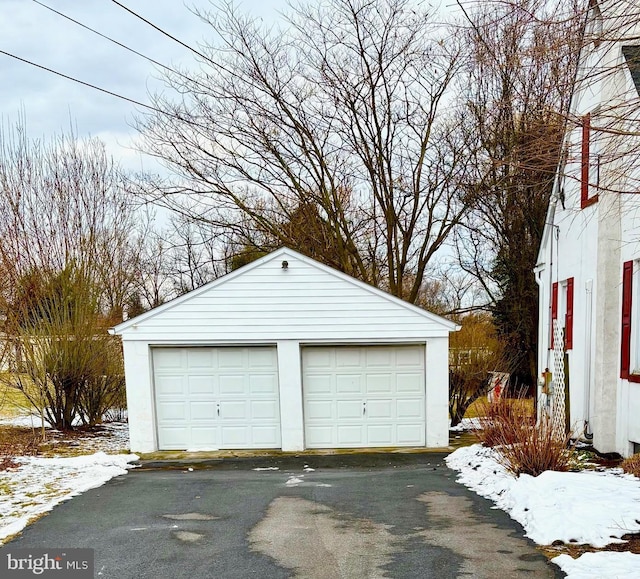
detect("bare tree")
[0,122,143,319]
[453,0,583,386]
[0,122,146,428]
[164,215,228,295]
[137,0,472,304]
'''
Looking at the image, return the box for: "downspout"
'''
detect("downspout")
[584,279,594,439]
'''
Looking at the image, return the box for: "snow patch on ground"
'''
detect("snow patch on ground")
[553,552,640,579]
[63,422,130,455]
[285,475,304,486]
[446,444,640,577]
[449,417,482,431]
[0,451,138,543]
[0,414,49,428]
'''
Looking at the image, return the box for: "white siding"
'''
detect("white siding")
[117,250,452,342]
[536,7,640,456]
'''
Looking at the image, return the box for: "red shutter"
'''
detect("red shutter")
[550,282,558,349]
[565,277,574,350]
[621,261,633,379]
[581,114,590,208]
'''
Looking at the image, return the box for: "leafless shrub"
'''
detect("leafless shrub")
[476,398,575,476]
[621,454,640,478]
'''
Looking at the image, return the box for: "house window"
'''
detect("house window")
[581,113,600,209]
[621,260,640,382]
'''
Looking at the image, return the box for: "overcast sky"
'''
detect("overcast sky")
[0,0,289,172]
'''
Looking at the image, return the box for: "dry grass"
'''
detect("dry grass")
[464,396,534,419]
[0,427,42,465]
[621,453,640,478]
[475,398,575,476]
[0,380,33,417]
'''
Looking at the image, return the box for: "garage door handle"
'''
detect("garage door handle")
[363,402,366,415]
[217,404,220,417]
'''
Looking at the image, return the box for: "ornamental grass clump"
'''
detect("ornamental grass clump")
[475,398,575,476]
[621,453,640,478]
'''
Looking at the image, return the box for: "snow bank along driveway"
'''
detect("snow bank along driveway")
[447,444,640,579]
[0,421,137,544]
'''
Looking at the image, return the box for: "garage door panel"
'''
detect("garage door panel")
[187,376,216,395]
[249,348,277,368]
[305,349,333,368]
[397,424,425,445]
[155,375,185,395]
[153,347,280,450]
[250,400,279,420]
[396,373,423,393]
[187,349,214,368]
[336,348,361,367]
[305,426,333,447]
[157,427,189,449]
[366,347,392,366]
[336,374,362,394]
[218,349,244,369]
[337,424,365,446]
[155,350,183,369]
[336,400,362,419]
[189,401,215,421]
[156,401,187,421]
[220,400,248,420]
[367,425,394,444]
[396,347,423,367]
[249,374,278,394]
[305,374,333,395]
[366,374,393,393]
[251,426,279,446]
[220,374,247,395]
[397,399,424,419]
[366,399,393,419]
[303,345,425,448]
[190,427,218,447]
[220,426,248,446]
[305,400,333,420]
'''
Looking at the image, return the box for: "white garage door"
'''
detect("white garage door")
[303,345,425,448]
[152,347,280,450]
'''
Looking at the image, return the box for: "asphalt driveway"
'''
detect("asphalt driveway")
[2,454,562,578]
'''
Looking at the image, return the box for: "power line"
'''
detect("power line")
[32,0,183,79]
[0,49,159,112]
[0,49,215,132]
[109,0,212,63]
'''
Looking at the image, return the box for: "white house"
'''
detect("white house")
[535,0,640,457]
[112,247,458,453]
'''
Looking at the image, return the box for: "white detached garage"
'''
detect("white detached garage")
[112,248,459,453]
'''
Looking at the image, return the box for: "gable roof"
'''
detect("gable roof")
[622,45,640,96]
[112,247,460,335]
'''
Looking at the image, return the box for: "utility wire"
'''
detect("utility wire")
[0,49,159,112]
[32,0,183,78]
[109,0,211,63]
[0,49,213,131]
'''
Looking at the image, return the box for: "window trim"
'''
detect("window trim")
[581,113,599,209]
[550,282,558,350]
[621,261,640,382]
[565,277,574,350]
